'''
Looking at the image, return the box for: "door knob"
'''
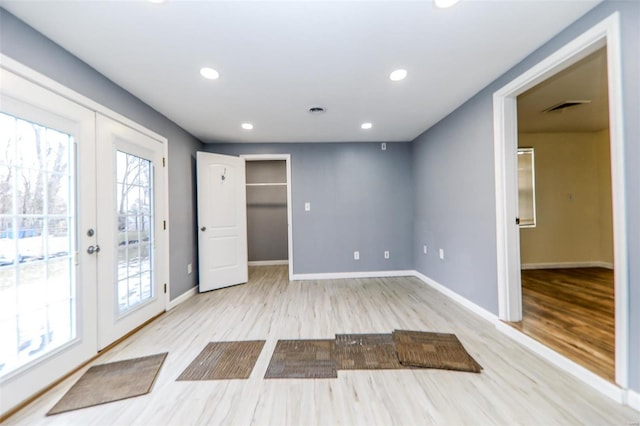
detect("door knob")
[200,226,206,231]
[87,245,101,254]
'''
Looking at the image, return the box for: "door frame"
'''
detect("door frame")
[492,13,628,387]
[0,55,171,416]
[241,154,293,281]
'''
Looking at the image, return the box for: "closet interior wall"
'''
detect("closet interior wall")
[246,160,288,263]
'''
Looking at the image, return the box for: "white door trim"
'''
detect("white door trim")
[241,154,294,281]
[492,12,628,387]
[0,56,171,414]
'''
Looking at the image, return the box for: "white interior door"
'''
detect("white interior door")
[96,114,166,350]
[0,69,97,414]
[197,152,248,292]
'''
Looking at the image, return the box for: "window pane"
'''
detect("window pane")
[115,151,154,314]
[16,167,45,215]
[47,173,71,215]
[47,218,70,258]
[518,148,536,227]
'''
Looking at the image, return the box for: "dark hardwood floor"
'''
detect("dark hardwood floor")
[509,267,615,382]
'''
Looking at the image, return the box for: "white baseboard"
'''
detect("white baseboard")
[412,270,628,407]
[521,261,614,270]
[412,271,499,325]
[628,388,640,412]
[248,260,289,266]
[495,321,625,404]
[167,286,197,310]
[225,265,634,409]
[291,270,415,281]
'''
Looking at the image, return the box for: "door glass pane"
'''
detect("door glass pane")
[0,112,75,377]
[115,151,153,314]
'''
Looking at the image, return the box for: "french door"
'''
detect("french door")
[0,69,167,415]
[96,114,166,350]
[0,68,98,414]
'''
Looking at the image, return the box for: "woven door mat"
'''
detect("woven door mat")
[177,340,265,381]
[264,339,337,379]
[392,330,482,373]
[334,333,407,370]
[47,353,167,415]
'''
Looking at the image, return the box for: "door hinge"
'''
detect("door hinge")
[515,217,520,225]
[163,220,166,230]
[164,283,167,294]
[162,157,166,167]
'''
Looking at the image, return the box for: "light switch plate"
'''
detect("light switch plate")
[304,202,311,211]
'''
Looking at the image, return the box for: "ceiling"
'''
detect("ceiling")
[518,47,609,133]
[1,0,601,144]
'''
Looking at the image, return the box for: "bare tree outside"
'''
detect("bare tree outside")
[115,150,153,313]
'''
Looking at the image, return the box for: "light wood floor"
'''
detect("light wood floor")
[5,266,637,425]
[511,268,615,382]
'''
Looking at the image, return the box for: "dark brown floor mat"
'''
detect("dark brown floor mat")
[47,353,167,415]
[177,341,265,381]
[264,339,337,379]
[334,333,407,370]
[392,330,482,373]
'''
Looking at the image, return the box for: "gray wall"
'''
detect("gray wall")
[411,0,639,391]
[207,142,414,275]
[246,160,288,262]
[0,9,203,300]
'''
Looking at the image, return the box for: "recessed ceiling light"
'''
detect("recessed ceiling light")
[200,67,219,80]
[241,123,253,130]
[361,122,373,130]
[434,0,460,8]
[389,69,407,81]
[147,0,166,4]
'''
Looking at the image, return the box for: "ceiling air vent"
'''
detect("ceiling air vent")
[542,100,591,113]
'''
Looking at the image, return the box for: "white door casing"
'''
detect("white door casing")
[197,152,248,292]
[493,13,628,387]
[241,154,294,281]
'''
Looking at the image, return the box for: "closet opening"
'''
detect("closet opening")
[242,155,293,279]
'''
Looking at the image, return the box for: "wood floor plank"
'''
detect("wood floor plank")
[510,267,615,382]
[4,266,636,425]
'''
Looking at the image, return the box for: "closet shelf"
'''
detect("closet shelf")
[246,183,287,187]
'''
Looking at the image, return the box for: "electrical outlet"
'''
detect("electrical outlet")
[384,250,390,259]
[187,263,192,274]
[304,202,311,211]
[439,249,445,260]
[381,142,387,151]
[354,251,360,260]
[423,245,427,255]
